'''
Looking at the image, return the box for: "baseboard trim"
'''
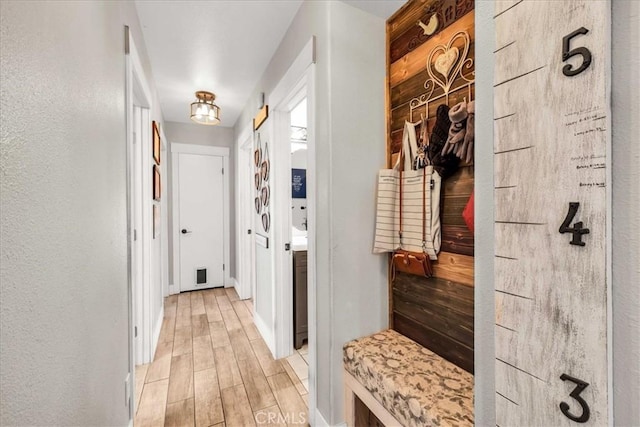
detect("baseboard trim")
[253,311,275,356]
[169,284,178,295]
[151,305,164,358]
[315,409,345,427]
[225,276,238,289]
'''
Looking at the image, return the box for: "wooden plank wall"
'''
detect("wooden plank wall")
[387,0,475,374]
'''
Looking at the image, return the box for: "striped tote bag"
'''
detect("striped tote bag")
[373,121,441,260]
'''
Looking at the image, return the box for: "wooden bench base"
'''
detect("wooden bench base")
[344,369,402,427]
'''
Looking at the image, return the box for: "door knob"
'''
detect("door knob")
[181,229,191,234]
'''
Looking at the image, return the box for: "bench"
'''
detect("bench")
[343,329,473,427]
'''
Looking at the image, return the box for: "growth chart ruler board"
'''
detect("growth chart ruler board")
[494,1,611,426]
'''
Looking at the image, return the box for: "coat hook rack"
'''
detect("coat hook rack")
[409,30,475,122]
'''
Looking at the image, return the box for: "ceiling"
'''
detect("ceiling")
[136,0,405,128]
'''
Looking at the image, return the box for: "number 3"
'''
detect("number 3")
[560,374,591,423]
[562,27,592,76]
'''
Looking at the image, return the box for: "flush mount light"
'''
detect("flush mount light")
[190,91,220,125]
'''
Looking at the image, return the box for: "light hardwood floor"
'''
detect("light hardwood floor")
[135,288,309,427]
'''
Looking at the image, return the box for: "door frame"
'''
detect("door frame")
[270,37,317,422]
[236,125,256,301]
[171,143,230,291]
[125,26,154,417]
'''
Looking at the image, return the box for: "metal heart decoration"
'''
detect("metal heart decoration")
[434,46,459,78]
[424,31,471,95]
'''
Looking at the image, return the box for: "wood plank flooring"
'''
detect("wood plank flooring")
[134,288,309,427]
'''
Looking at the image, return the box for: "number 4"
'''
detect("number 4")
[559,202,590,246]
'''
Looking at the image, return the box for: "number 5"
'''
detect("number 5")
[562,27,592,77]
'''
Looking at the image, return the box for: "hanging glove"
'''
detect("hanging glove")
[428,104,450,161]
[461,101,475,163]
[428,104,460,178]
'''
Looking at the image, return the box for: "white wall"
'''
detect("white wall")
[474,2,640,426]
[474,1,496,424]
[611,1,640,424]
[163,122,236,283]
[0,1,164,424]
[324,4,387,423]
[234,2,388,424]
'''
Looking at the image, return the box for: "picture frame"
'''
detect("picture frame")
[253,105,269,131]
[153,121,161,165]
[153,165,161,201]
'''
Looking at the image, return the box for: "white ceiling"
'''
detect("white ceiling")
[343,0,406,20]
[136,0,405,128]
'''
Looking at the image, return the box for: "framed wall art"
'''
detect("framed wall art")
[153,120,161,165]
[153,164,161,201]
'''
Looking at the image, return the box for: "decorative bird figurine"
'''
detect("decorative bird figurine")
[417,14,439,36]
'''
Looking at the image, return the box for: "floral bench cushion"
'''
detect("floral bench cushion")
[343,329,473,427]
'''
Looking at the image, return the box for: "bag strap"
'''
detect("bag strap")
[399,149,404,246]
[422,166,426,253]
[395,121,417,172]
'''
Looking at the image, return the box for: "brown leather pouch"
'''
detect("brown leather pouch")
[392,249,433,278]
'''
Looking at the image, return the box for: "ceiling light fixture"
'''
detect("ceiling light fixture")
[190,91,220,125]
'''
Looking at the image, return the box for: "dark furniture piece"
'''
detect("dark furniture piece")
[293,250,308,349]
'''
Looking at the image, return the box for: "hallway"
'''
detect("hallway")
[134,288,308,427]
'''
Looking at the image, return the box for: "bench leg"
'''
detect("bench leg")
[344,371,356,427]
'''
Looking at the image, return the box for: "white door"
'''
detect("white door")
[178,153,224,291]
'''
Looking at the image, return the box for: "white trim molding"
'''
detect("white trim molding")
[315,409,345,427]
[253,311,276,356]
[227,277,239,289]
[171,142,231,291]
[151,305,164,358]
[235,123,256,302]
[171,143,230,157]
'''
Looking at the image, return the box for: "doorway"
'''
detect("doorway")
[171,144,230,292]
[290,98,308,350]
[270,37,317,421]
[289,97,310,390]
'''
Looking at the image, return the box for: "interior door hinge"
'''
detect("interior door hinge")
[134,326,138,338]
[223,264,225,271]
[222,168,224,175]
[133,229,137,241]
